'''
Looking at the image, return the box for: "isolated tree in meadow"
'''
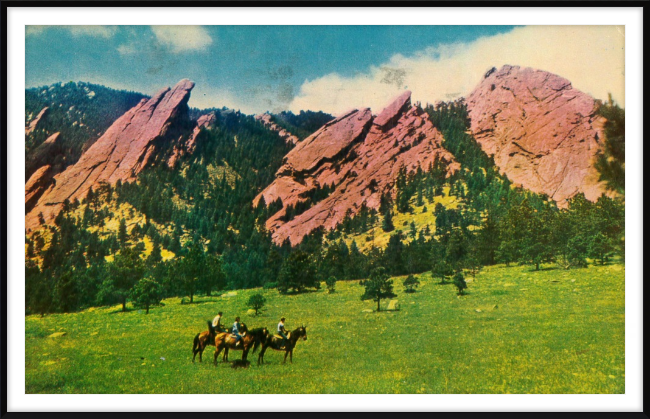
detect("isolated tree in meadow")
[452,271,467,296]
[247,293,267,315]
[361,267,397,312]
[326,276,337,294]
[131,277,162,314]
[403,274,420,293]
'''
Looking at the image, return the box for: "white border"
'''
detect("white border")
[7,7,643,412]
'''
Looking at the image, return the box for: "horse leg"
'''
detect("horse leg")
[290,349,293,364]
[199,347,203,363]
[223,347,229,362]
[258,347,265,365]
[214,347,223,365]
[283,350,288,364]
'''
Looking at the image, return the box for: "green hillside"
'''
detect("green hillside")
[25,263,624,394]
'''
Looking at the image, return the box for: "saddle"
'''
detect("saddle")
[274,332,291,340]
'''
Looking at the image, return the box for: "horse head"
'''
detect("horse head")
[299,325,307,341]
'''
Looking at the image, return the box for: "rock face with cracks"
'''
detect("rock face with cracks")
[255,91,459,245]
[25,79,196,231]
[466,65,610,206]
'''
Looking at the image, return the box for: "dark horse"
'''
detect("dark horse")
[192,322,244,363]
[213,327,268,365]
[258,326,307,365]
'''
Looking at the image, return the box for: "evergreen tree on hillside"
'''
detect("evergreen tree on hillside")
[118,218,128,246]
[382,210,395,232]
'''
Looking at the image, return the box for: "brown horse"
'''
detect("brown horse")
[192,321,238,362]
[258,326,307,365]
[213,327,268,365]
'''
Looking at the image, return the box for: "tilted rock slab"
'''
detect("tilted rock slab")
[168,111,216,168]
[25,106,49,136]
[25,132,62,180]
[25,79,195,231]
[254,113,300,145]
[255,91,459,245]
[466,65,609,206]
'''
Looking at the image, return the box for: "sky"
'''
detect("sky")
[25,25,625,116]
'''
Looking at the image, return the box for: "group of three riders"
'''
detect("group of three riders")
[212,311,289,347]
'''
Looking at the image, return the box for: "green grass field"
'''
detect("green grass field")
[25,263,625,394]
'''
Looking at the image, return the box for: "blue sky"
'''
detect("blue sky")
[26,25,624,115]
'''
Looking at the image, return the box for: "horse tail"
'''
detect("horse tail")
[192,333,200,352]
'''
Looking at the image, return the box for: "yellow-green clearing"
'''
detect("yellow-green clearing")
[25,263,624,394]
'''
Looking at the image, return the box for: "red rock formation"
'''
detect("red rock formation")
[25,132,62,179]
[25,79,195,230]
[466,65,609,206]
[25,165,55,214]
[168,112,216,168]
[256,91,459,245]
[25,107,48,136]
[254,113,300,145]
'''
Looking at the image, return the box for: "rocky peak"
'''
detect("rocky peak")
[255,91,458,245]
[25,107,49,136]
[25,79,195,230]
[254,113,300,145]
[373,90,411,129]
[466,65,609,205]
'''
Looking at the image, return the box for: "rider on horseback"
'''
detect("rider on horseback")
[277,317,288,348]
[232,316,244,347]
[212,311,224,332]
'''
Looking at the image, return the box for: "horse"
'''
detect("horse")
[192,321,216,362]
[258,325,307,365]
[213,326,269,365]
[192,322,240,363]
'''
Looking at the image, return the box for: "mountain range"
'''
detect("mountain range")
[25,65,612,244]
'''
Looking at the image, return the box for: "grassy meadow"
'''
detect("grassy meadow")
[25,263,624,394]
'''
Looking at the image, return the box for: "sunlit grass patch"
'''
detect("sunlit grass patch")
[25,263,624,394]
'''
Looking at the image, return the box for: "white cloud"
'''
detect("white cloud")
[187,85,252,114]
[26,25,117,38]
[289,26,625,115]
[150,26,213,53]
[117,43,137,55]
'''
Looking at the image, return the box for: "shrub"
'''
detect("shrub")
[247,293,266,315]
[326,276,337,294]
[453,271,467,296]
[403,274,420,293]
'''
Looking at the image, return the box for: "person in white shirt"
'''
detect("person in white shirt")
[212,312,223,332]
[277,317,288,347]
